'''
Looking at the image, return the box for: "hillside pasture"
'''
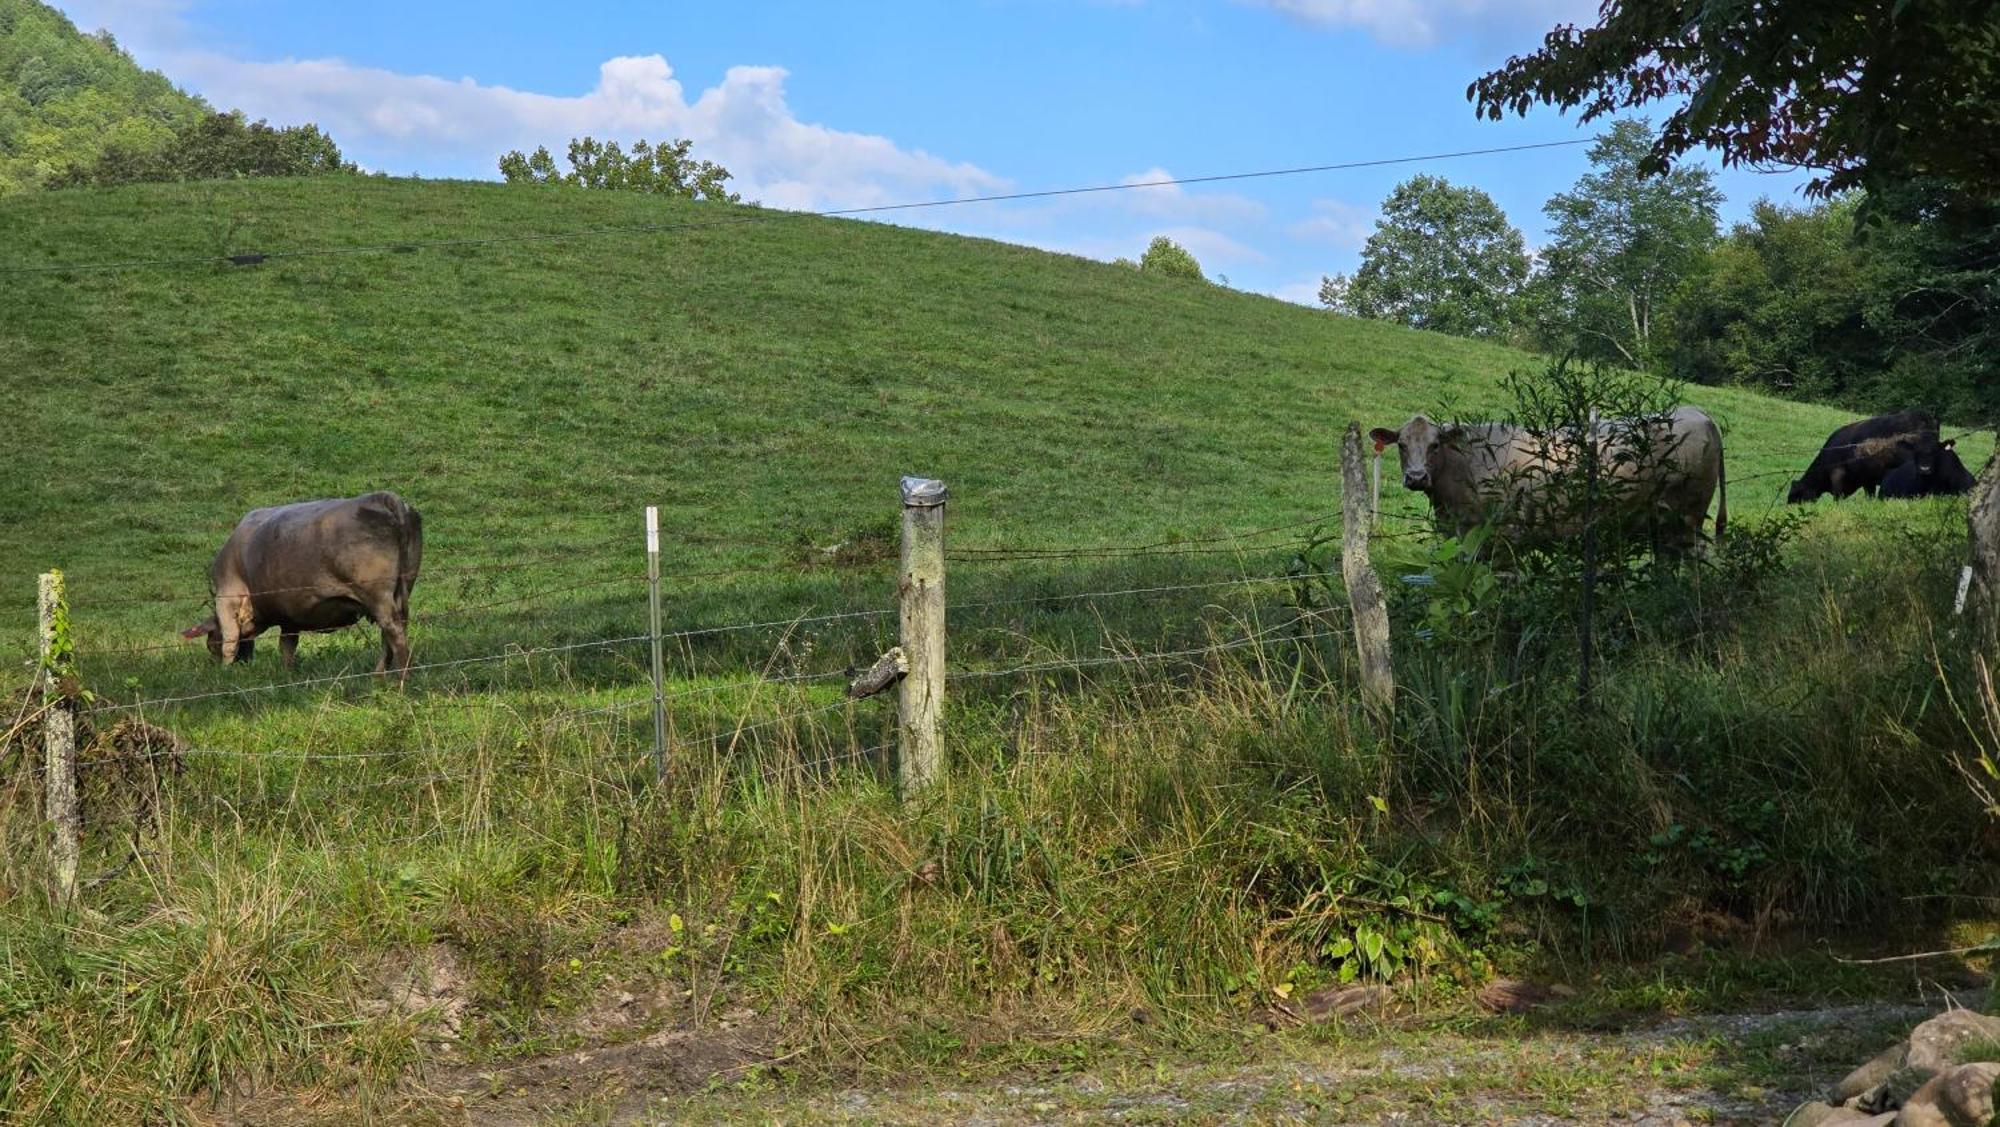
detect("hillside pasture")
[2,177,1996,1122]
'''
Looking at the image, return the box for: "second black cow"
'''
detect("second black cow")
[1879,439,1976,499]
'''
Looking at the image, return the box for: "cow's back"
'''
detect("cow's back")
[224,493,421,618]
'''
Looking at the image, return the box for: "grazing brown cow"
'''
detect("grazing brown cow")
[182,491,423,674]
[1369,406,1727,555]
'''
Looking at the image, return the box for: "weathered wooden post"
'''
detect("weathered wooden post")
[898,476,947,795]
[38,571,79,909]
[1340,426,1395,721]
[1968,447,2000,653]
[1371,442,1383,517]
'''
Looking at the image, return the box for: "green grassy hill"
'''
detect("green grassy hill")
[4,177,1996,1123]
[0,0,206,194]
[0,176,1952,643]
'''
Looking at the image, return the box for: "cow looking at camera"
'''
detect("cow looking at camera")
[1369,406,1727,556]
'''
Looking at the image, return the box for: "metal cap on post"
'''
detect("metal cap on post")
[897,476,947,796]
[901,476,948,507]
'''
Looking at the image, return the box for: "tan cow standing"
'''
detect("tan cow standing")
[182,491,424,674]
[1369,406,1727,555]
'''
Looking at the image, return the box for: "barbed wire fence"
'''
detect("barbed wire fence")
[15,469,1401,902]
[14,421,1961,902]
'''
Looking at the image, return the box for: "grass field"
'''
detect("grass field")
[2,177,1997,1122]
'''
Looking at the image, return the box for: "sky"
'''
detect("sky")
[52,0,1816,304]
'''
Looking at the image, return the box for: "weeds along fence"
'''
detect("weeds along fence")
[14,464,1397,907]
[14,428,1981,907]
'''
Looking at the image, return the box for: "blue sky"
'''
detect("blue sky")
[57,0,1815,303]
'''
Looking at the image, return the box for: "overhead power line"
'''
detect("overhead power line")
[1,138,1591,276]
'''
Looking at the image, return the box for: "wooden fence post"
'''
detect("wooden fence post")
[645,507,667,782]
[38,571,79,910]
[898,476,947,795]
[1340,426,1395,722]
[1969,446,2000,656]
[1371,445,1383,517]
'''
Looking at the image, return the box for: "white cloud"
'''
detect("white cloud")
[1288,198,1375,249]
[1115,168,1266,224]
[1237,0,1595,49]
[54,2,1002,211]
[1269,277,1329,306]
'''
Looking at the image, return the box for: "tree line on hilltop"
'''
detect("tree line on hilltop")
[1,0,352,192]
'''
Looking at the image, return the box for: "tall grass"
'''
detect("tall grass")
[2,499,1995,1119]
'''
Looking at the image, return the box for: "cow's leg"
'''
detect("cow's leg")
[217,597,247,664]
[367,596,411,680]
[280,629,300,669]
[382,619,411,680]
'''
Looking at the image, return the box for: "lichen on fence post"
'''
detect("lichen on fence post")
[1341,425,1395,722]
[38,570,80,910]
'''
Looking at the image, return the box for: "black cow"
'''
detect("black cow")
[1880,440,1976,499]
[181,491,424,673]
[1788,410,1940,503]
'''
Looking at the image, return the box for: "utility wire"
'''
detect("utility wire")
[1,139,1591,276]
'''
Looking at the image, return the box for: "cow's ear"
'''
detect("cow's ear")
[181,622,212,639]
[1944,439,1957,450]
[1438,425,1465,446]
[1368,427,1398,450]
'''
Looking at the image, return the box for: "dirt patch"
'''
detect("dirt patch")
[363,943,474,1054]
[431,1025,768,1124]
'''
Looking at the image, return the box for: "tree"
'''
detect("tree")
[1533,121,1719,366]
[0,0,207,194]
[1467,0,2000,203]
[1137,235,1203,280]
[50,111,351,188]
[1659,195,1877,403]
[1319,174,1529,340]
[497,136,739,202]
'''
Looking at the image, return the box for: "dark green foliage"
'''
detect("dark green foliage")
[1661,186,2000,421]
[49,111,352,188]
[0,0,207,194]
[1320,173,1529,340]
[497,136,739,202]
[1468,0,2000,202]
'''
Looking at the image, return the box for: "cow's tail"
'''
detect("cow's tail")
[396,500,424,616]
[1713,436,1729,545]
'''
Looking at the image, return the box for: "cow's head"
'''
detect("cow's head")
[1786,477,1822,504]
[1370,415,1458,494]
[1912,439,1946,479]
[180,616,254,663]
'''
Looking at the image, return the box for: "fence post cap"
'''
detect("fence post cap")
[900,476,948,507]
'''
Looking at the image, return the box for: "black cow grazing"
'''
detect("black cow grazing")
[1788,410,1940,503]
[182,492,424,674]
[1879,440,1977,499]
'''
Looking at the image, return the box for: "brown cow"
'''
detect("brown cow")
[181,491,423,673]
[1369,407,1727,555]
